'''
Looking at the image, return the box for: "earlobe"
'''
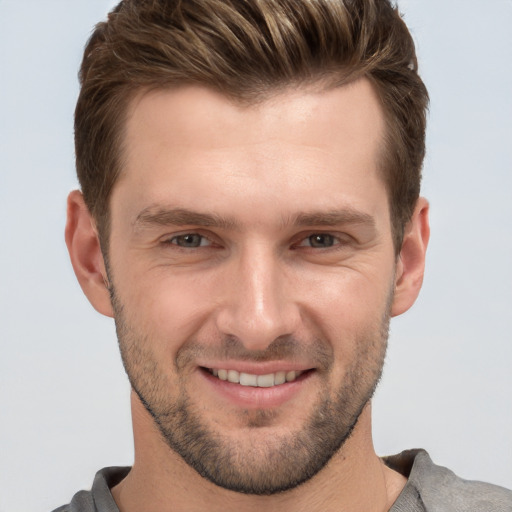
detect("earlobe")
[391,197,430,317]
[65,190,114,317]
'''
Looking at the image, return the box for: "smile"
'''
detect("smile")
[207,368,304,387]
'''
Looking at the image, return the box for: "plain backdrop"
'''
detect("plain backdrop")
[0,1,511,511]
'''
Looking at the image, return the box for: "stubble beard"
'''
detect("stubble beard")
[110,287,391,495]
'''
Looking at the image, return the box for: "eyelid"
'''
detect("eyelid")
[160,230,217,247]
[293,231,350,248]
[174,234,210,247]
[158,229,352,249]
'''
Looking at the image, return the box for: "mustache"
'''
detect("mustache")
[175,335,333,371]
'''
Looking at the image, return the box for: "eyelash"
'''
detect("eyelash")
[163,233,215,248]
[161,232,347,250]
[295,233,342,249]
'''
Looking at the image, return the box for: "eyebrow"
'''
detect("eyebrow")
[291,210,375,229]
[134,207,238,231]
[133,206,375,231]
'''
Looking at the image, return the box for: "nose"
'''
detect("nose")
[215,244,301,351]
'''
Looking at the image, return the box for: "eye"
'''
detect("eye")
[302,233,337,248]
[168,233,210,248]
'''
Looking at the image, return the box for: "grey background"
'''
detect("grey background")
[0,1,511,511]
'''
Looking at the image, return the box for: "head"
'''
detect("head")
[67,0,430,497]
[75,0,428,253]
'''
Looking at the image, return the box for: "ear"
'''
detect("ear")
[391,197,430,317]
[65,190,114,317]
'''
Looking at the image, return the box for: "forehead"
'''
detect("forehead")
[114,80,388,228]
[124,79,385,160]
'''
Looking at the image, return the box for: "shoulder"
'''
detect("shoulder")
[386,449,512,512]
[50,466,130,512]
[51,490,96,512]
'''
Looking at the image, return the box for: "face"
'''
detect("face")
[106,80,398,494]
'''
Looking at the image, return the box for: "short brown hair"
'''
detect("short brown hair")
[75,0,428,250]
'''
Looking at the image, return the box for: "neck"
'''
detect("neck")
[112,393,406,512]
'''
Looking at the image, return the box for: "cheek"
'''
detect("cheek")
[299,266,392,324]
[111,245,395,360]
[297,268,392,372]
[116,267,221,351]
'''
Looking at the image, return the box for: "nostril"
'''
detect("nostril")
[214,308,300,352]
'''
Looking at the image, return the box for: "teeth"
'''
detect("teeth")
[257,373,275,387]
[240,372,258,386]
[227,370,239,383]
[209,368,303,387]
[274,371,286,385]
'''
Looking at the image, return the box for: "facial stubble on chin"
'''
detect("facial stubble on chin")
[109,285,391,496]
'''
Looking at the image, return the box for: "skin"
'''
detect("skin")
[66,79,430,512]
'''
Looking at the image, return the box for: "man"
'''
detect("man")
[57,0,511,510]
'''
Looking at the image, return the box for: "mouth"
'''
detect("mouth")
[198,365,316,409]
[203,368,308,388]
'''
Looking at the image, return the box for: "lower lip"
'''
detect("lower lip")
[199,368,313,409]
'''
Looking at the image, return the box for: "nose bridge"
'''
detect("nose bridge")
[216,241,298,350]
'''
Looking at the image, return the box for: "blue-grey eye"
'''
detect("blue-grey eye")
[308,234,335,248]
[172,234,204,247]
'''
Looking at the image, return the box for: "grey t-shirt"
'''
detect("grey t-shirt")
[52,450,512,512]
